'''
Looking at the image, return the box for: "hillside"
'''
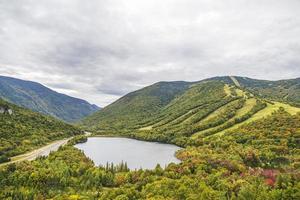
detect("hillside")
[237,77,300,107]
[73,76,300,199]
[81,81,192,130]
[0,75,99,122]
[207,76,300,107]
[82,76,300,140]
[1,86,300,199]
[0,98,82,163]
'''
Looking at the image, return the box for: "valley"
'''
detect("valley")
[1,0,299,198]
[1,76,300,199]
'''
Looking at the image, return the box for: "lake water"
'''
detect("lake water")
[75,137,181,170]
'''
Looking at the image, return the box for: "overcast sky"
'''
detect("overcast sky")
[0,0,300,106]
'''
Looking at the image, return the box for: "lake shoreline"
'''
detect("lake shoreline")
[88,134,183,147]
[74,136,182,170]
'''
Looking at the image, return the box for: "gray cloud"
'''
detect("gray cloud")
[0,0,300,106]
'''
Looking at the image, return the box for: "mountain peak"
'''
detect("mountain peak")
[0,75,100,122]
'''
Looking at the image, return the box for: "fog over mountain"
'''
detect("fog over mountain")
[0,0,300,106]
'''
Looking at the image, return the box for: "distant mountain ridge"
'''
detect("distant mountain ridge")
[0,75,99,122]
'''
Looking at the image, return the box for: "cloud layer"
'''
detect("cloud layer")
[1,0,300,106]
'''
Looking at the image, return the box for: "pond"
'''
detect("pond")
[74,137,181,170]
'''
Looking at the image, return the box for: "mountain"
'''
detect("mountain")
[81,81,191,129]
[0,97,82,163]
[81,76,300,144]
[2,76,300,199]
[80,79,245,135]
[0,75,99,122]
[206,76,300,107]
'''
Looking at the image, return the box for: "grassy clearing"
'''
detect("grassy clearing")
[167,107,202,125]
[180,108,204,124]
[192,98,257,138]
[212,101,300,137]
[244,101,300,123]
[235,98,256,116]
[275,102,300,114]
[230,76,241,87]
[139,126,153,131]
[199,99,240,124]
[137,82,231,132]
[139,105,203,130]
[235,88,247,97]
[191,124,218,138]
[224,84,231,96]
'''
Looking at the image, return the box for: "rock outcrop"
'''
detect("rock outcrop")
[0,106,13,115]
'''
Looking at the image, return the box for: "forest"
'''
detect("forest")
[0,98,82,163]
[0,110,299,199]
[1,79,300,199]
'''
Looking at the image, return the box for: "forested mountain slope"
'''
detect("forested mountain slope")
[1,105,299,199]
[76,76,300,199]
[0,75,99,122]
[82,76,300,137]
[237,76,300,107]
[1,76,300,199]
[207,76,300,107]
[0,98,82,163]
[81,81,191,129]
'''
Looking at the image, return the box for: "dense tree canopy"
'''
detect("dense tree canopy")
[0,98,82,163]
[1,79,300,199]
[1,110,300,199]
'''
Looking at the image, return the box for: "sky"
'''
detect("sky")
[0,0,300,106]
